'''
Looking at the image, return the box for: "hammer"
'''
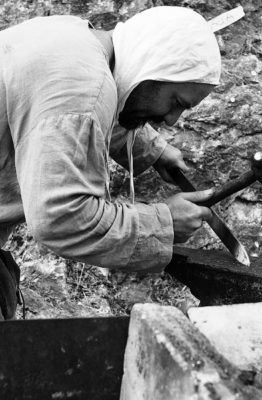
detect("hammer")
[197,152,262,207]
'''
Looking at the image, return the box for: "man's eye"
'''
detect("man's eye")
[175,98,191,110]
[171,98,180,108]
[173,98,184,109]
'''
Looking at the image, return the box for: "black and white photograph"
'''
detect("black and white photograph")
[0,0,261,398]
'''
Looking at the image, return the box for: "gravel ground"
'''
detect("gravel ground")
[4,224,198,319]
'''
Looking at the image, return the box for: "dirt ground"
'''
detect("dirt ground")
[4,223,197,319]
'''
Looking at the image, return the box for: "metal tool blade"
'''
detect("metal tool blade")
[168,168,250,267]
[208,211,250,266]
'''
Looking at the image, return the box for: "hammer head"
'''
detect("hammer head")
[251,152,262,184]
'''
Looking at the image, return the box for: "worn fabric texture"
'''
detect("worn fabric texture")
[0,15,173,271]
[113,6,221,115]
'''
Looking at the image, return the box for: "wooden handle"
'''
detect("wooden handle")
[168,168,197,192]
[168,168,256,207]
[200,170,256,207]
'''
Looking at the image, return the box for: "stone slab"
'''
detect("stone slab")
[188,302,262,373]
[165,246,262,305]
[0,317,129,400]
[120,304,262,400]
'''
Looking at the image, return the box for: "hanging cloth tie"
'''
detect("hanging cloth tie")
[126,129,138,204]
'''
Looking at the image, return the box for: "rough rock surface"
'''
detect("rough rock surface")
[166,246,262,306]
[120,304,262,400]
[188,303,262,373]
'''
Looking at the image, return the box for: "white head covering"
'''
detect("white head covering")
[112,6,221,115]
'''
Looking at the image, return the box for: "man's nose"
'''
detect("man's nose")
[164,108,184,126]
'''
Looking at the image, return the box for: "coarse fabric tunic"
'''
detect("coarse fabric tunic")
[0,15,173,271]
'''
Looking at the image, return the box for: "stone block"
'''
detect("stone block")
[188,302,262,372]
[166,246,262,306]
[120,304,262,400]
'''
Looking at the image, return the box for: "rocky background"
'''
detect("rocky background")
[1,0,261,318]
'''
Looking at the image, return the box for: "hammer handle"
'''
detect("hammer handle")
[201,170,256,207]
[168,168,256,207]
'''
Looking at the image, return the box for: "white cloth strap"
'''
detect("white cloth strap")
[127,129,138,204]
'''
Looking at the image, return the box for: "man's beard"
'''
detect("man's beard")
[118,112,163,130]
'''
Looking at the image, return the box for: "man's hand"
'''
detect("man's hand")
[166,189,213,243]
[154,143,189,183]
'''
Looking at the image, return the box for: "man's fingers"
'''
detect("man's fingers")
[180,189,214,222]
[166,190,214,244]
[199,206,213,223]
[176,158,190,172]
[168,146,190,172]
[181,188,214,203]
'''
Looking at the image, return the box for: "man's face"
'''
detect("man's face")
[119,81,214,130]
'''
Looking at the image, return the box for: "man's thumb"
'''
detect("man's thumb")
[176,159,190,172]
[182,188,214,203]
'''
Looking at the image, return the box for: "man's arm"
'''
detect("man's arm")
[110,122,189,177]
[16,114,174,272]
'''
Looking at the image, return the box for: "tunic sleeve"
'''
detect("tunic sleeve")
[16,113,173,271]
[110,123,167,176]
